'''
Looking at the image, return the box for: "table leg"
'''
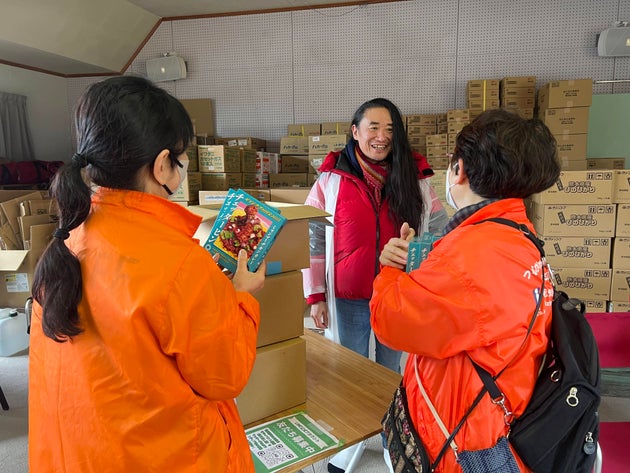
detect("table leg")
[344,440,367,473]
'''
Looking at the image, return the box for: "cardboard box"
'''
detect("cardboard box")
[287,123,321,136]
[586,158,626,170]
[169,172,202,202]
[467,79,500,90]
[281,155,309,173]
[308,135,347,155]
[538,79,593,109]
[254,271,305,347]
[447,109,470,122]
[540,236,611,268]
[551,267,611,300]
[242,188,271,202]
[308,155,325,174]
[198,190,229,205]
[447,121,468,135]
[467,99,500,110]
[407,125,436,136]
[236,337,306,425]
[425,134,448,147]
[198,145,241,173]
[242,173,257,189]
[425,146,449,158]
[560,159,587,171]
[179,99,214,136]
[615,204,630,236]
[613,170,630,203]
[200,172,242,191]
[499,86,535,98]
[555,134,587,161]
[529,203,616,237]
[540,107,590,135]
[609,269,630,301]
[406,114,436,126]
[582,299,607,313]
[240,148,257,173]
[256,152,281,174]
[269,188,311,204]
[321,122,351,135]
[0,191,46,250]
[501,96,536,109]
[501,76,536,88]
[0,250,34,308]
[186,144,199,172]
[215,137,266,151]
[280,136,309,155]
[607,301,630,312]
[467,88,500,100]
[269,173,308,188]
[530,171,613,205]
[612,237,630,269]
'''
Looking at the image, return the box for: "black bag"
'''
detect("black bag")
[473,218,601,473]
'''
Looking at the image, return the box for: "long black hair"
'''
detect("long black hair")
[351,98,425,230]
[32,76,194,342]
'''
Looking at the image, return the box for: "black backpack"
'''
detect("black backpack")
[473,218,601,473]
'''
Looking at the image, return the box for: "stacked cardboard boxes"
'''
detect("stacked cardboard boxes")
[253,151,282,189]
[467,79,500,120]
[0,190,56,308]
[190,201,330,425]
[609,169,630,311]
[500,76,537,119]
[537,79,593,171]
[528,170,618,312]
[304,134,346,187]
[406,114,436,155]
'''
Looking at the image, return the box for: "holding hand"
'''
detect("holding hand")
[379,222,415,270]
[310,301,329,329]
[231,249,266,294]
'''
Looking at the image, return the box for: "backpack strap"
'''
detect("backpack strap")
[425,217,547,467]
[469,217,547,426]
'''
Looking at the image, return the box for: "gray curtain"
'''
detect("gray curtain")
[0,92,35,161]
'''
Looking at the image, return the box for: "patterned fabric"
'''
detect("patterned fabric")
[382,383,430,472]
[354,144,388,206]
[442,198,499,235]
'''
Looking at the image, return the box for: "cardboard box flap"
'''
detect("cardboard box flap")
[0,250,29,271]
[266,202,331,221]
[186,205,219,222]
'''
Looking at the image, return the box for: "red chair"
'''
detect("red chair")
[585,311,630,473]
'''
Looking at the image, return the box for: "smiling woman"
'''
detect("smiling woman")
[301,97,448,473]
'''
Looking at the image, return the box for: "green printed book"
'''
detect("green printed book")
[203,189,287,273]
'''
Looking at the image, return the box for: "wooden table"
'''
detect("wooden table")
[245,329,402,472]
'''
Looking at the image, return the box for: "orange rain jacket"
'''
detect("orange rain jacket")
[371,199,553,473]
[29,188,260,473]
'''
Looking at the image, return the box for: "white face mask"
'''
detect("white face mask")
[176,158,189,191]
[445,164,458,210]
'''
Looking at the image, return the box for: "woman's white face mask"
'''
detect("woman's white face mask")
[445,163,458,210]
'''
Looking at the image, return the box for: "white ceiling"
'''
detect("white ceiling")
[0,0,376,76]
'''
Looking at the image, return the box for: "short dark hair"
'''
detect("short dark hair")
[452,109,560,199]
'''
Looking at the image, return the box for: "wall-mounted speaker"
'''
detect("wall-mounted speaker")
[597,26,630,57]
[146,55,187,82]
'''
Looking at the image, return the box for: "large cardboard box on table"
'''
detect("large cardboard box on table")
[254,271,305,347]
[237,336,306,426]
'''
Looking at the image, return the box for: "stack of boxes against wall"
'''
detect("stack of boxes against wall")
[526,169,630,313]
[0,190,56,309]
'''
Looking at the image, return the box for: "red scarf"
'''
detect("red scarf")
[355,145,389,206]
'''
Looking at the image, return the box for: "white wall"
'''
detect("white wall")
[0,64,72,162]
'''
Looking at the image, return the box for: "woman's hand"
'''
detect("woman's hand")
[231,249,266,294]
[379,222,415,270]
[310,301,329,329]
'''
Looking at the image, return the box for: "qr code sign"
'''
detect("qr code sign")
[255,443,296,468]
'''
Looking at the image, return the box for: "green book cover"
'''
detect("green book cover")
[203,189,287,273]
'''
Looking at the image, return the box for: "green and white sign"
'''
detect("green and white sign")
[246,412,340,473]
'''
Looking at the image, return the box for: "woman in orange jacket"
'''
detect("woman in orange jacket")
[28,76,265,473]
[371,109,561,472]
